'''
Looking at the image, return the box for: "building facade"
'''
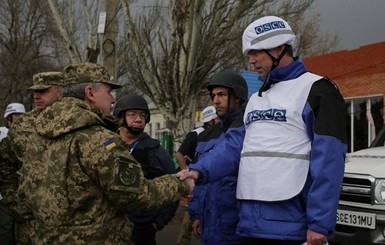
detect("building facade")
[304,41,385,152]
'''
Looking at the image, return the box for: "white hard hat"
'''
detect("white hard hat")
[4,103,26,118]
[202,105,217,123]
[242,16,296,55]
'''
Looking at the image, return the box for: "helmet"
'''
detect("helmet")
[4,103,26,118]
[242,16,296,55]
[113,94,150,123]
[207,71,248,102]
[201,105,217,123]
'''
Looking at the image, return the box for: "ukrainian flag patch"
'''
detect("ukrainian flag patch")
[103,138,117,151]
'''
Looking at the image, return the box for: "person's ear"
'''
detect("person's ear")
[84,86,94,101]
[234,97,241,104]
[276,45,286,55]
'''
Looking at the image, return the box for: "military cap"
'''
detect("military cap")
[63,62,121,89]
[29,71,64,90]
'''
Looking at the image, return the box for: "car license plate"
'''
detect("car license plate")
[337,209,376,229]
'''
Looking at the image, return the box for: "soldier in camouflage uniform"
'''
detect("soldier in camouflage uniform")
[6,72,65,167]
[16,62,192,245]
[0,103,26,245]
[0,71,65,245]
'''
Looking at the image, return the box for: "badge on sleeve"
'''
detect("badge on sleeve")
[103,138,117,151]
[116,156,140,188]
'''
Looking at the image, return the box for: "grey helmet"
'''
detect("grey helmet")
[113,94,150,123]
[207,70,248,103]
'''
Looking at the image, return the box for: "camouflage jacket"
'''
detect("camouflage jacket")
[9,109,41,163]
[18,97,189,245]
[0,109,41,206]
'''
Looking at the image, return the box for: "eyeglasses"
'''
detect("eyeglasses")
[125,111,147,120]
[210,92,230,100]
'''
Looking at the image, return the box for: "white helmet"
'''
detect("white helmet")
[202,105,217,123]
[242,16,296,55]
[4,103,26,118]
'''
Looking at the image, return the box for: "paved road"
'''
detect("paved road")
[156,204,202,245]
[156,206,343,245]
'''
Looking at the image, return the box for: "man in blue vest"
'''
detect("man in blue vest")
[180,16,347,245]
[236,16,347,245]
[184,70,249,245]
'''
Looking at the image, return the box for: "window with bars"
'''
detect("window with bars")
[345,95,384,152]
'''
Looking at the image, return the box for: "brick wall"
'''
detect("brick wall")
[304,41,385,122]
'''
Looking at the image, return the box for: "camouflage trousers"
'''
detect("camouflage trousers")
[176,206,192,245]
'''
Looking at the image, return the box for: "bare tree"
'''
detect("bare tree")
[8,0,338,145]
[46,0,101,63]
[118,0,334,144]
[0,0,59,123]
[292,13,340,57]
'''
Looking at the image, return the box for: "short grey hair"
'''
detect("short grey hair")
[53,85,64,96]
[63,82,103,100]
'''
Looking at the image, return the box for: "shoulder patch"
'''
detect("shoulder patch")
[116,156,141,188]
[103,138,117,151]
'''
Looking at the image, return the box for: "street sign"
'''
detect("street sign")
[97,12,107,34]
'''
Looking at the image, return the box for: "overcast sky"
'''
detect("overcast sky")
[309,0,385,51]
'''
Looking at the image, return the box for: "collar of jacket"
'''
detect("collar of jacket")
[35,97,119,139]
[268,58,307,84]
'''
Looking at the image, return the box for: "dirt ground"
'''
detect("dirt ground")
[156,203,202,245]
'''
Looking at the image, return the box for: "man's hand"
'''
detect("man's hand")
[183,177,195,194]
[192,219,201,239]
[177,169,199,181]
[305,229,328,245]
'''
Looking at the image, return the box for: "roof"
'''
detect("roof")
[304,41,385,80]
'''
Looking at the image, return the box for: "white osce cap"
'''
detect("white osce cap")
[4,103,26,118]
[242,16,296,55]
[202,106,217,123]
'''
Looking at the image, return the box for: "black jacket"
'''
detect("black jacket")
[127,133,178,230]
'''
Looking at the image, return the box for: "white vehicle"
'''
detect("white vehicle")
[332,127,385,245]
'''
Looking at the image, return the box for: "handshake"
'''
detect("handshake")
[175,168,200,195]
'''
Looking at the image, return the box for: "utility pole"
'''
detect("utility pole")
[98,0,119,83]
